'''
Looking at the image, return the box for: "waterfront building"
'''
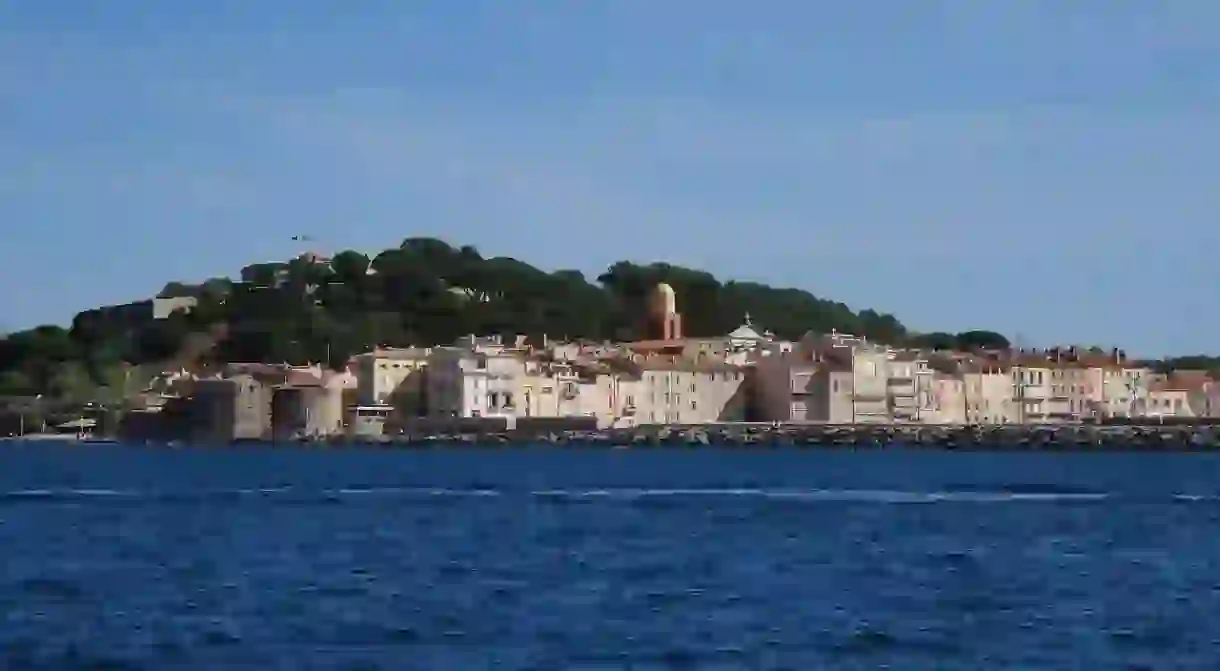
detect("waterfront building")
[753,351,820,422]
[190,374,272,442]
[962,359,1018,424]
[1144,372,1214,420]
[353,347,430,408]
[927,368,968,424]
[886,351,934,422]
[753,334,890,423]
[271,383,343,440]
[1009,354,1054,423]
[425,347,527,422]
[632,357,748,424]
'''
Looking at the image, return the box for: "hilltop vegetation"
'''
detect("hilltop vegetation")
[0,236,1015,399]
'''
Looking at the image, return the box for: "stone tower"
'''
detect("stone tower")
[650,282,683,341]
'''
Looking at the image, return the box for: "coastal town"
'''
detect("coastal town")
[64,281,1212,445]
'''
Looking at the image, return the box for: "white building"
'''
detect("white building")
[425,347,526,421]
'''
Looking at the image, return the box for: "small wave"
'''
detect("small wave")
[0,486,505,502]
[1,488,139,500]
[529,488,1113,503]
[1172,494,1220,502]
[4,487,1215,504]
[333,487,501,497]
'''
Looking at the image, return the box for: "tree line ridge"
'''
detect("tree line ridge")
[0,237,1196,401]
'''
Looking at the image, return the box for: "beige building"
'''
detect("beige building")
[354,347,430,410]
[190,373,272,442]
[1045,361,1091,419]
[1190,381,1220,418]
[632,358,749,425]
[1085,362,1150,418]
[845,346,891,423]
[928,374,967,424]
[518,359,584,419]
[886,352,935,422]
[753,334,891,424]
[1147,383,1196,419]
[1010,356,1054,422]
[271,383,344,439]
[1146,372,1213,420]
[963,362,1017,424]
[753,352,820,422]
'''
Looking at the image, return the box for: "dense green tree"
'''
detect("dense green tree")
[953,330,1011,350]
[905,331,957,350]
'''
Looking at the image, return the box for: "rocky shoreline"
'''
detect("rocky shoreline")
[315,422,1220,450]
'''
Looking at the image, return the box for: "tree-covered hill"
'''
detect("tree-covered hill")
[0,237,1000,398]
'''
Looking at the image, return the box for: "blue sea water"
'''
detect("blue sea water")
[3,445,1220,669]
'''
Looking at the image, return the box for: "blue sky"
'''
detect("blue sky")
[2,1,1218,356]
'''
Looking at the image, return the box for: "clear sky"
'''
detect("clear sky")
[2,1,1217,356]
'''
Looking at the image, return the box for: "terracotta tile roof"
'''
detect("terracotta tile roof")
[635,356,747,373]
[1152,371,1214,393]
[626,339,691,351]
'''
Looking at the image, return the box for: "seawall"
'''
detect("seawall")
[323,423,1220,450]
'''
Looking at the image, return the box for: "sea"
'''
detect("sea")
[2,444,1220,670]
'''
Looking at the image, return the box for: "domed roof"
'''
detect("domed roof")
[728,312,765,341]
[651,283,677,314]
[728,324,764,340]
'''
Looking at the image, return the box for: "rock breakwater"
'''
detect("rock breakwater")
[335,423,1220,450]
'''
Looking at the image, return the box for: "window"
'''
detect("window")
[690,383,696,392]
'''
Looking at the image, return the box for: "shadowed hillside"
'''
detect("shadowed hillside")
[0,237,1008,398]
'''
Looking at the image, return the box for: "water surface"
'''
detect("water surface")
[3,444,1220,669]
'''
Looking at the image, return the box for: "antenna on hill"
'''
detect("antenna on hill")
[291,234,322,259]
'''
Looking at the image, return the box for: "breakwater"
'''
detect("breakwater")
[325,423,1220,450]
